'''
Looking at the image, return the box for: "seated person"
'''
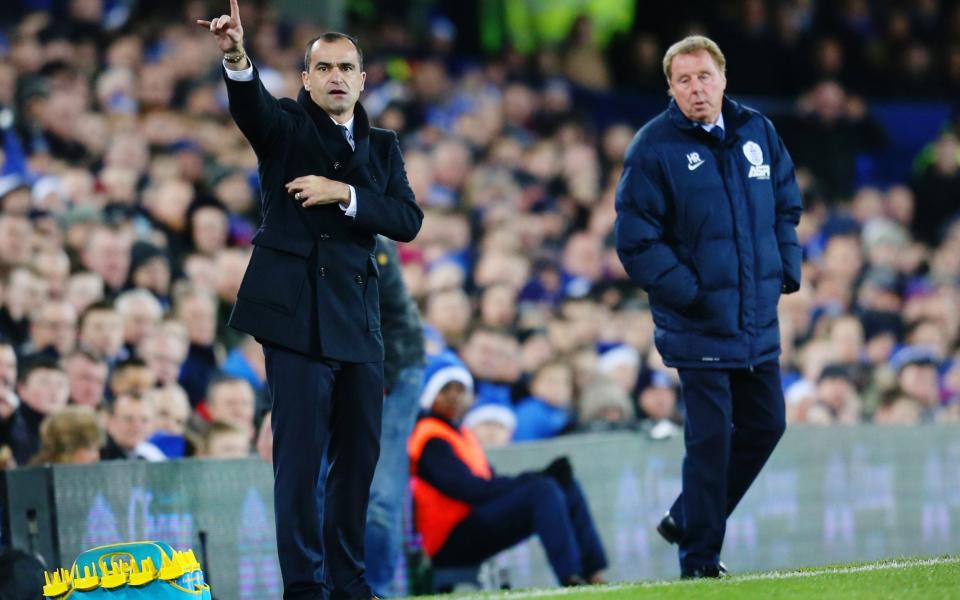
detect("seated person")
[30,405,103,465]
[147,384,195,458]
[462,398,516,449]
[101,393,165,461]
[203,421,251,459]
[409,352,607,587]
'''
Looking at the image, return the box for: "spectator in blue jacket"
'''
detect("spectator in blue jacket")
[614,35,802,578]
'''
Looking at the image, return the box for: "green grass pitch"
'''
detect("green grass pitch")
[436,556,960,599]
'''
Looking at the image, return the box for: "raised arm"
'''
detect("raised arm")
[198,0,288,155]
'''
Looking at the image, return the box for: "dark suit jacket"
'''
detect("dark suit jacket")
[223,66,423,363]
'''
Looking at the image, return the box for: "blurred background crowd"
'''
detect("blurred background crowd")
[1,0,959,470]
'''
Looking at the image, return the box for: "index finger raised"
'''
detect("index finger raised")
[230,0,240,21]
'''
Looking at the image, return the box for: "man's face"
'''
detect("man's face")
[209,381,255,435]
[152,388,190,435]
[84,230,131,290]
[301,39,366,119]
[18,368,69,415]
[80,309,124,358]
[435,381,471,421]
[121,298,160,345]
[179,295,216,346]
[140,335,187,385]
[31,302,78,355]
[66,356,107,408]
[668,49,726,124]
[107,396,154,450]
[0,216,32,265]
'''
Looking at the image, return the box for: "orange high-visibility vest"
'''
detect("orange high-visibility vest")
[408,416,492,557]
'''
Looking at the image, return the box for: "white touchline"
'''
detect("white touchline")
[451,556,960,600]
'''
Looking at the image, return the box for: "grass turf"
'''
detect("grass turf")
[444,556,960,600]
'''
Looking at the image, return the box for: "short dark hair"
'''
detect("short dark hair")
[79,299,116,329]
[206,374,252,402]
[303,32,364,72]
[17,356,63,384]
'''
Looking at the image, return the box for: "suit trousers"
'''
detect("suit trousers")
[431,476,607,583]
[669,360,785,575]
[264,344,384,600]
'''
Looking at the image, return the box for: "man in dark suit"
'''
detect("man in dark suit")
[198,2,423,598]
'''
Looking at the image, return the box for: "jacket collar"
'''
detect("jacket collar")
[668,96,750,141]
[297,89,371,173]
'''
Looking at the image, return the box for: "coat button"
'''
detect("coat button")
[320,233,331,240]
[319,267,326,277]
[333,161,341,171]
[354,275,362,284]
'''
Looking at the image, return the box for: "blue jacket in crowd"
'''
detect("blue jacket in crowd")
[615,98,802,369]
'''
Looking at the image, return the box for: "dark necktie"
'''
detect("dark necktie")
[338,124,355,151]
[707,126,724,142]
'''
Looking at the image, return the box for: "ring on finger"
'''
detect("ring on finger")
[295,192,301,200]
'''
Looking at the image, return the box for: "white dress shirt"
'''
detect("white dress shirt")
[224,60,358,218]
[700,112,725,135]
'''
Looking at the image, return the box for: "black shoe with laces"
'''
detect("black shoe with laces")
[657,512,729,575]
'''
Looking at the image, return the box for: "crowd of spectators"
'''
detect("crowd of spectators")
[0,0,959,470]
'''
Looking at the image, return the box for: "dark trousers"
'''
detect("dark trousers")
[432,476,607,583]
[669,360,785,574]
[264,344,384,600]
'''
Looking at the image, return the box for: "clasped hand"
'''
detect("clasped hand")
[286,176,350,208]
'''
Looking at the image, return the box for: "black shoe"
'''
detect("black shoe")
[656,512,683,545]
[681,565,721,579]
[658,512,729,575]
[561,574,586,587]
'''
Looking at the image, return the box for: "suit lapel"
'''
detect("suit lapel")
[298,89,371,178]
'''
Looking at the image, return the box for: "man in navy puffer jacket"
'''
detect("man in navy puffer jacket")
[615,35,802,578]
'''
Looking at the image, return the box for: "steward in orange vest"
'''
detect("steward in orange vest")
[408,351,608,587]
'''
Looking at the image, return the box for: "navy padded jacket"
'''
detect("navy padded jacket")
[615,98,802,369]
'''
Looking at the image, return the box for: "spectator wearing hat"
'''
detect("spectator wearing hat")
[888,345,944,422]
[577,376,635,433]
[409,351,607,587]
[596,344,640,396]
[463,398,517,448]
